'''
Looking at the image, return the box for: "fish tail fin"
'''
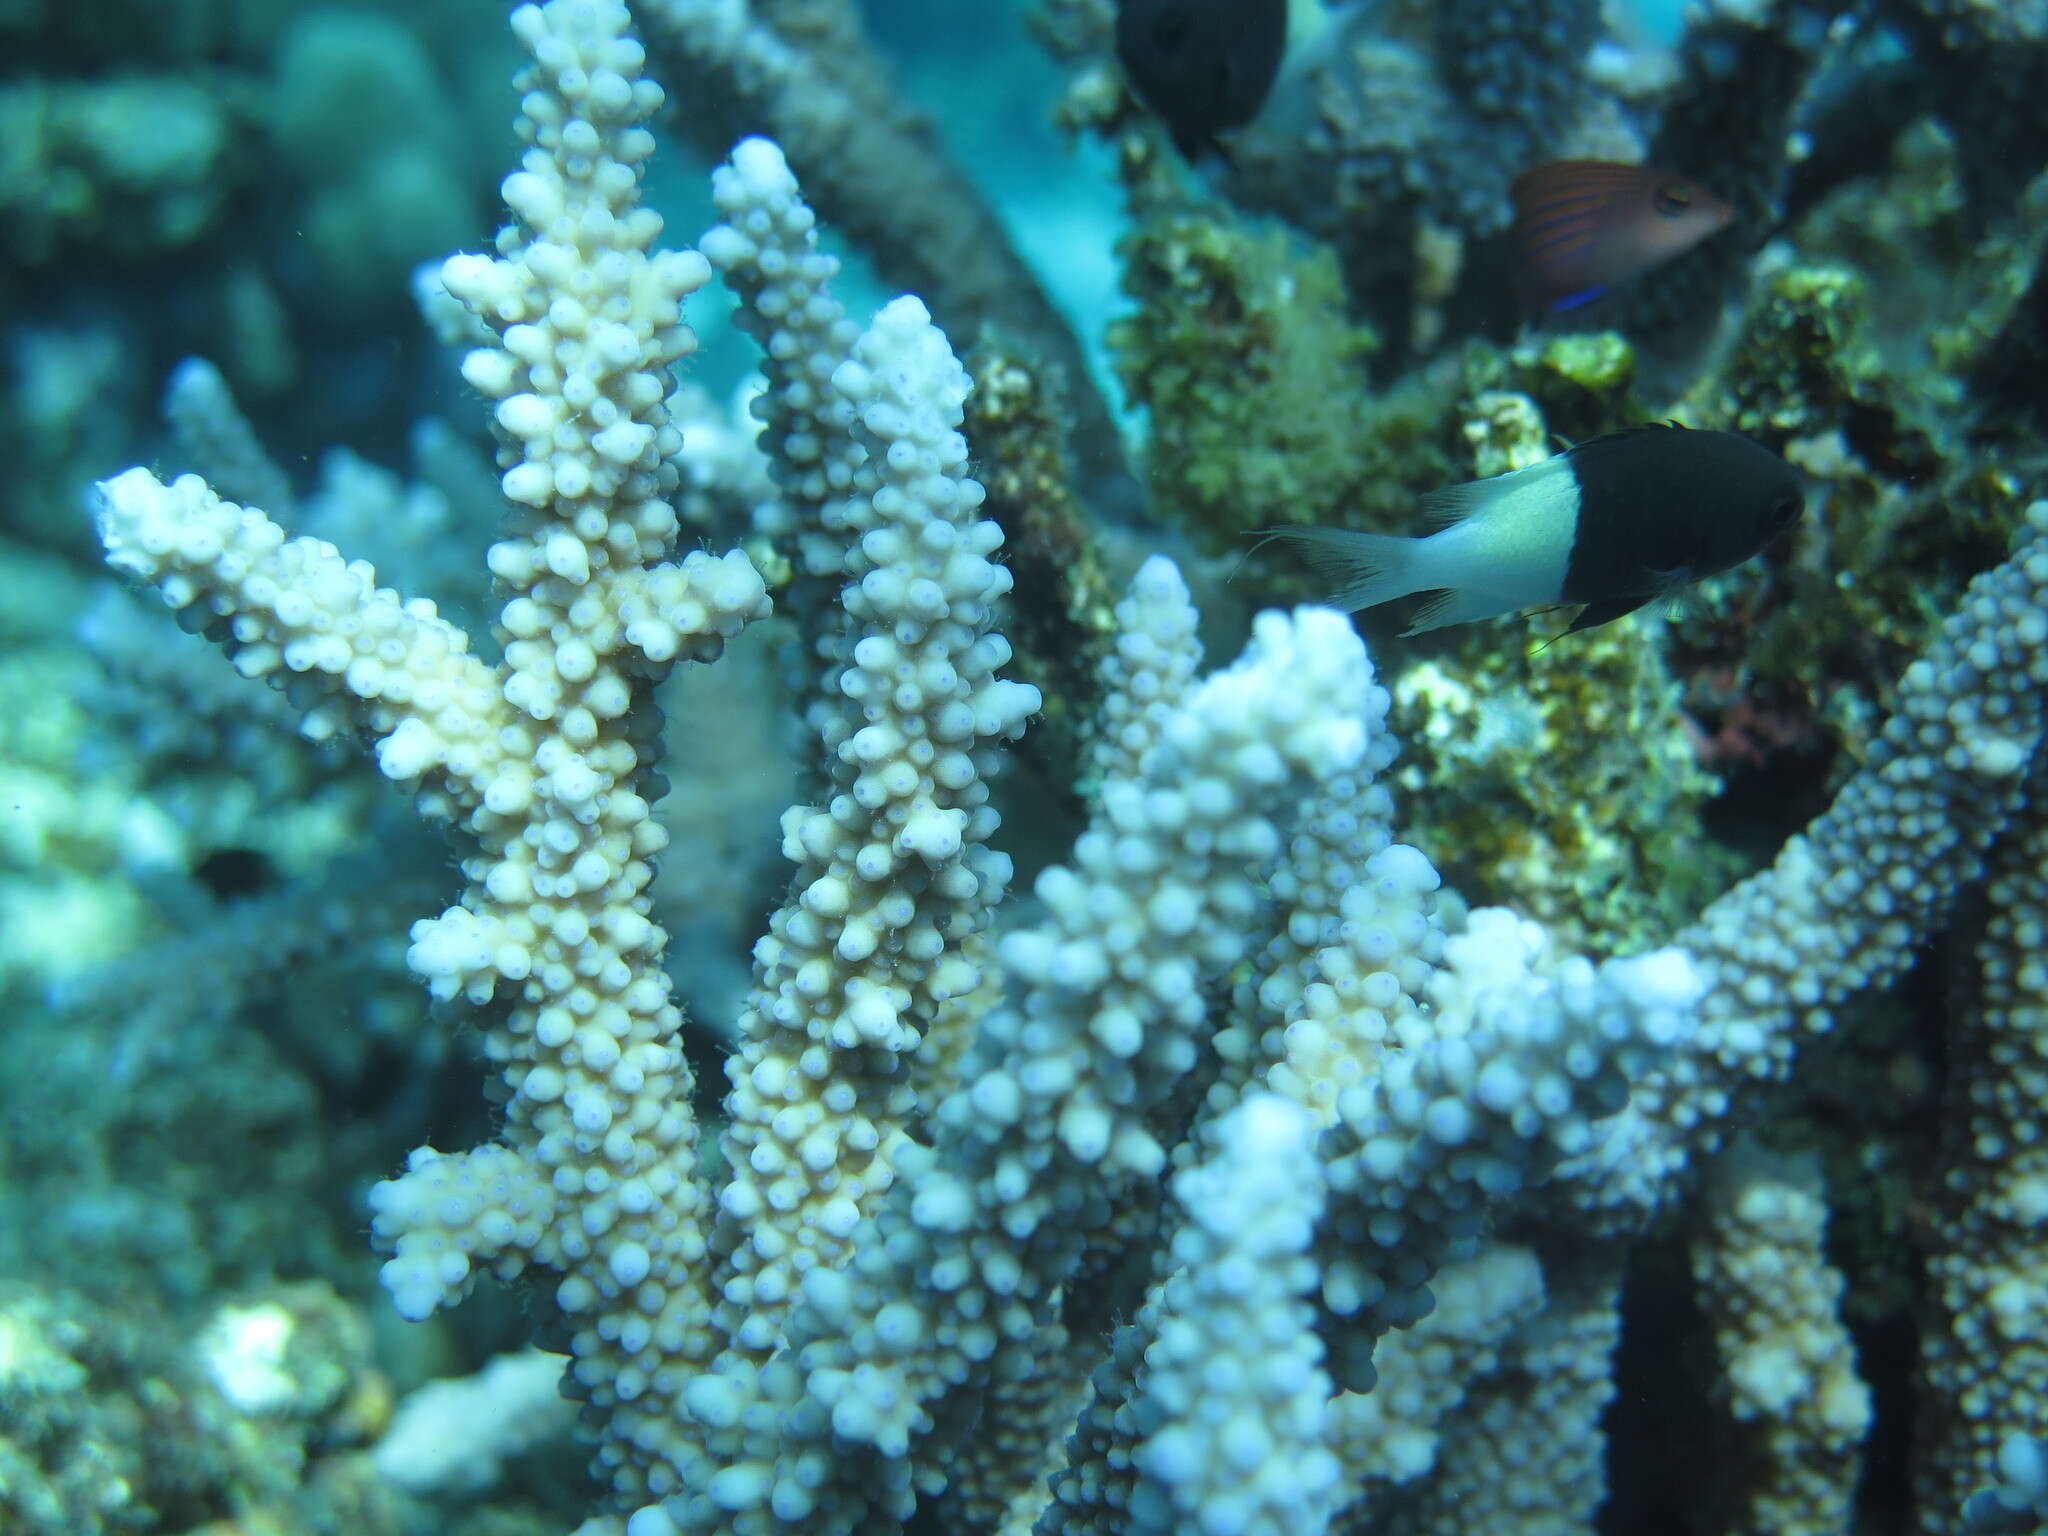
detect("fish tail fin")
[1247,525,1428,614]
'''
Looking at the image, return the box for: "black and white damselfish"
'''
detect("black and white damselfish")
[1114,0,1290,161]
[1254,424,1805,635]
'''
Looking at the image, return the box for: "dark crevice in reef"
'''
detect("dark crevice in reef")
[1602,1232,1717,1536]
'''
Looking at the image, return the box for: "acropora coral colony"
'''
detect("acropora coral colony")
[30,0,2048,1532]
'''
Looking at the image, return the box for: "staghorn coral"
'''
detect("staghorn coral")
[14,1,2048,1534]
[633,0,1131,501]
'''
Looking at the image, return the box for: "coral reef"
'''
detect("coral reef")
[7,0,2048,1533]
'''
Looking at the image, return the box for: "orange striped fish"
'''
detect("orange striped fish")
[1511,160,1734,313]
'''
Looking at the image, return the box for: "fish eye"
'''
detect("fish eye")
[1769,496,1801,529]
[1653,183,1693,217]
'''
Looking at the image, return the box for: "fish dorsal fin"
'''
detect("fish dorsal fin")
[1566,420,1688,457]
[1419,452,1569,528]
[1418,479,1492,527]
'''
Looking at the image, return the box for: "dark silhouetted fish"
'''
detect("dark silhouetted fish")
[1511,160,1735,314]
[1114,0,1290,161]
[1254,424,1803,634]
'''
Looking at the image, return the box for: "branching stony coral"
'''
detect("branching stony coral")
[84,3,2048,1535]
[99,2,773,1512]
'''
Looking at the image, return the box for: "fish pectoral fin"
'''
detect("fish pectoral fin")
[1646,561,1697,588]
[1657,583,1706,623]
[1566,593,1653,633]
